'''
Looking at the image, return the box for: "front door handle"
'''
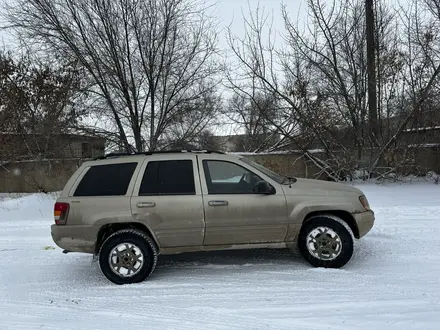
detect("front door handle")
[208,200,229,207]
[136,202,156,208]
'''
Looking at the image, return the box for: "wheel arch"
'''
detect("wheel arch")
[302,210,360,239]
[95,222,160,255]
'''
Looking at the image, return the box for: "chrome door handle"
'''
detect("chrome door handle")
[136,202,156,208]
[208,200,229,207]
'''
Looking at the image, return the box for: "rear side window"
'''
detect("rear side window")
[74,162,138,196]
[139,160,195,195]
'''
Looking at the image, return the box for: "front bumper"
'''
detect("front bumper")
[51,224,97,254]
[352,210,375,238]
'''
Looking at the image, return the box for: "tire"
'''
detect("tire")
[298,215,354,268]
[98,229,158,285]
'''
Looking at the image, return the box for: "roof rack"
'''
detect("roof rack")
[94,149,224,160]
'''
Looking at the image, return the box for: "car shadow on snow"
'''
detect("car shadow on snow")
[151,240,380,279]
[53,249,304,286]
[158,248,301,266]
[150,249,310,279]
[62,241,378,284]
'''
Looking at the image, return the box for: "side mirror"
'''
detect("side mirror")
[253,181,276,195]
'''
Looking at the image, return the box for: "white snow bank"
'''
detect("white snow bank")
[0,183,439,329]
[0,193,57,221]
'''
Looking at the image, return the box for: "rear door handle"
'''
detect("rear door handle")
[208,200,229,207]
[136,202,156,208]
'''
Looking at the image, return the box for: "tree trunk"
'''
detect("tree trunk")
[133,126,143,152]
[150,92,155,151]
[366,0,379,145]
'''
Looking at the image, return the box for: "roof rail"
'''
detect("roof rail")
[93,149,224,160]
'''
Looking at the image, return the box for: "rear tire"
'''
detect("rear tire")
[98,229,158,284]
[298,215,354,268]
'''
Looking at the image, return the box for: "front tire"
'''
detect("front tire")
[298,215,354,268]
[98,229,158,285]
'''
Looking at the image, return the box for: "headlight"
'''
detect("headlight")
[359,195,371,211]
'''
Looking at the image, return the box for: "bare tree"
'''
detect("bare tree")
[156,88,222,150]
[224,4,304,154]
[196,129,222,150]
[0,49,85,161]
[223,92,280,152]
[0,49,89,192]
[226,0,440,180]
[368,0,440,175]
[225,1,369,179]
[4,0,221,152]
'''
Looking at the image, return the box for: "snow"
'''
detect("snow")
[404,126,440,132]
[408,143,440,148]
[1,184,440,329]
[229,149,325,156]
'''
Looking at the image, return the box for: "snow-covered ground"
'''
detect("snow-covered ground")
[0,183,440,329]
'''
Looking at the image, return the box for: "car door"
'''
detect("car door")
[198,154,289,246]
[130,154,205,248]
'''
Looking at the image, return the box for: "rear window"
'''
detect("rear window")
[73,162,138,196]
[139,160,195,195]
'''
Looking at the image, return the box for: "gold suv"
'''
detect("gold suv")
[51,150,374,284]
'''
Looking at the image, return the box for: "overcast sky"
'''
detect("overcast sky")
[0,0,412,51]
[0,0,305,51]
[1,0,409,52]
[214,0,304,43]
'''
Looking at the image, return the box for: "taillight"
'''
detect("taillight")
[54,202,70,225]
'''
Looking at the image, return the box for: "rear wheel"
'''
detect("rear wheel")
[98,229,158,284]
[298,215,354,268]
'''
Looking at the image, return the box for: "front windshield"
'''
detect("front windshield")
[240,157,289,184]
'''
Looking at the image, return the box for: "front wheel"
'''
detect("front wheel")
[98,229,158,285]
[298,215,354,268]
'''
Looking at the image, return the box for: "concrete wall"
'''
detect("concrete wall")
[238,152,328,180]
[0,133,106,193]
[417,147,440,173]
[0,153,327,193]
[0,159,83,193]
[384,146,440,175]
[0,134,105,161]
[1,149,438,193]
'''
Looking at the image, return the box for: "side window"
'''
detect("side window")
[74,162,138,196]
[203,160,262,194]
[139,160,195,196]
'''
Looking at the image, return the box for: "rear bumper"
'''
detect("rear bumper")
[352,210,375,238]
[51,224,97,254]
